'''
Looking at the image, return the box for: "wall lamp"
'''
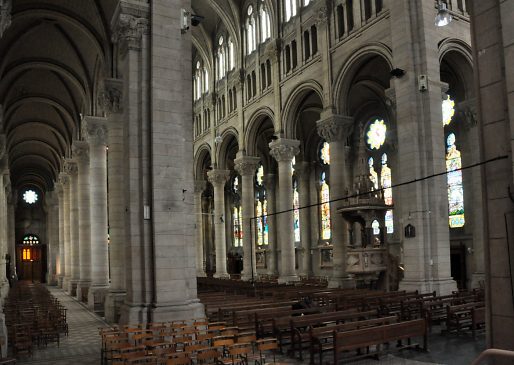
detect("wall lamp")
[181,9,205,34]
[435,2,452,27]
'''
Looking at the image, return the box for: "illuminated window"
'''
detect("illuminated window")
[372,219,380,235]
[293,179,300,243]
[368,157,379,189]
[22,235,40,245]
[285,0,297,21]
[320,142,330,165]
[260,3,271,43]
[366,119,387,150]
[442,95,455,126]
[320,172,331,240]
[246,6,257,54]
[232,177,243,247]
[446,133,465,228]
[23,190,38,204]
[255,165,269,246]
[22,248,31,261]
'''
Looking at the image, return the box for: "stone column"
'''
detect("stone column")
[64,160,79,295]
[74,141,91,301]
[295,161,313,277]
[194,180,207,277]
[234,154,260,281]
[317,113,355,288]
[46,191,59,285]
[6,184,15,281]
[56,183,65,287]
[207,169,231,278]
[101,78,127,323]
[60,171,72,290]
[391,0,456,295]
[263,174,278,276]
[269,138,300,283]
[0,166,9,298]
[83,117,110,310]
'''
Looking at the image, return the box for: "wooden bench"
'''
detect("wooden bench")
[333,318,428,364]
[446,302,485,335]
[305,316,398,364]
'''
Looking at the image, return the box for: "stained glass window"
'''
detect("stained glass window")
[381,154,392,206]
[320,172,331,240]
[385,210,394,234]
[233,206,243,247]
[446,133,465,228]
[368,157,379,189]
[442,95,455,126]
[321,142,330,165]
[366,119,387,150]
[22,235,40,245]
[23,190,38,204]
[293,179,301,242]
[256,165,264,185]
[255,164,269,246]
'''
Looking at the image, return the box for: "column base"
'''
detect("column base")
[76,281,91,302]
[119,302,151,326]
[57,276,64,288]
[471,272,485,289]
[196,270,207,278]
[399,278,457,296]
[104,290,127,324]
[213,272,230,279]
[240,272,257,281]
[88,285,109,312]
[328,275,356,289]
[150,299,205,323]
[278,275,300,284]
[67,279,78,297]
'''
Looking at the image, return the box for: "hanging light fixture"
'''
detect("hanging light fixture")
[435,2,452,27]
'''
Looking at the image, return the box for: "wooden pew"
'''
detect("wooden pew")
[446,301,485,335]
[333,318,428,364]
[305,316,398,364]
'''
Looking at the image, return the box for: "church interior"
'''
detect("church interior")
[0,0,513,364]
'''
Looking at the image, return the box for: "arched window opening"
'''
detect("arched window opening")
[255,165,269,246]
[304,30,311,59]
[336,5,345,38]
[232,176,243,247]
[216,36,226,80]
[246,6,257,54]
[228,39,235,70]
[260,6,271,43]
[319,142,331,241]
[285,0,297,21]
[304,0,311,6]
[311,25,318,54]
[446,133,465,228]
[366,119,394,233]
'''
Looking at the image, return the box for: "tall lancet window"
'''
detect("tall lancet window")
[442,95,465,228]
[260,1,271,43]
[255,164,269,246]
[366,119,394,233]
[284,0,297,22]
[246,6,257,54]
[292,157,301,243]
[216,36,226,80]
[232,176,243,247]
[320,142,331,240]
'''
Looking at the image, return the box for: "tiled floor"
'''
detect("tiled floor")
[14,287,485,365]
[17,286,105,365]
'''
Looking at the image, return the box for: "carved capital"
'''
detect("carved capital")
[82,116,108,146]
[316,6,329,26]
[0,0,11,38]
[72,141,89,163]
[207,169,231,186]
[316,114,354,143]
[54,182,63,196]
[269,138,300,162]
[99,78,123,114]
[112,13,148,53]
[234,156,260,176]
[63,161,77,177]
[194,180,207,194]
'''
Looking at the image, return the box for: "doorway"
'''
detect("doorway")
[451,242,467,290]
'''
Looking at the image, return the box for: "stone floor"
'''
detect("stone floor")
[14,287,485,365]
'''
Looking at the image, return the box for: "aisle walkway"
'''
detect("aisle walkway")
[17,286,104,365]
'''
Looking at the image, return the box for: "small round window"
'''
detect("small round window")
[22,190,38,204]
[366,119,387,150]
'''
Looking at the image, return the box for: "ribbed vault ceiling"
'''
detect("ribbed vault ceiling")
[0,0,117,192]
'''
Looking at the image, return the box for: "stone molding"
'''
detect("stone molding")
[0,0,11,38]
[72,141,89,163]
[234,156,260,176]
[207,169,231,186]
[264,39,281,62]
[316,2,330,26]
[82,116,108,146]
[63,160,78,176]
[54,182,64,196]
[316,114,354,143]
[194,180,207,194]
[269,138,300,162]
[99,78,123,114]
[457,99,478,130]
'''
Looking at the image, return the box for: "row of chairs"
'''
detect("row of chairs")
[100,320,280,364]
